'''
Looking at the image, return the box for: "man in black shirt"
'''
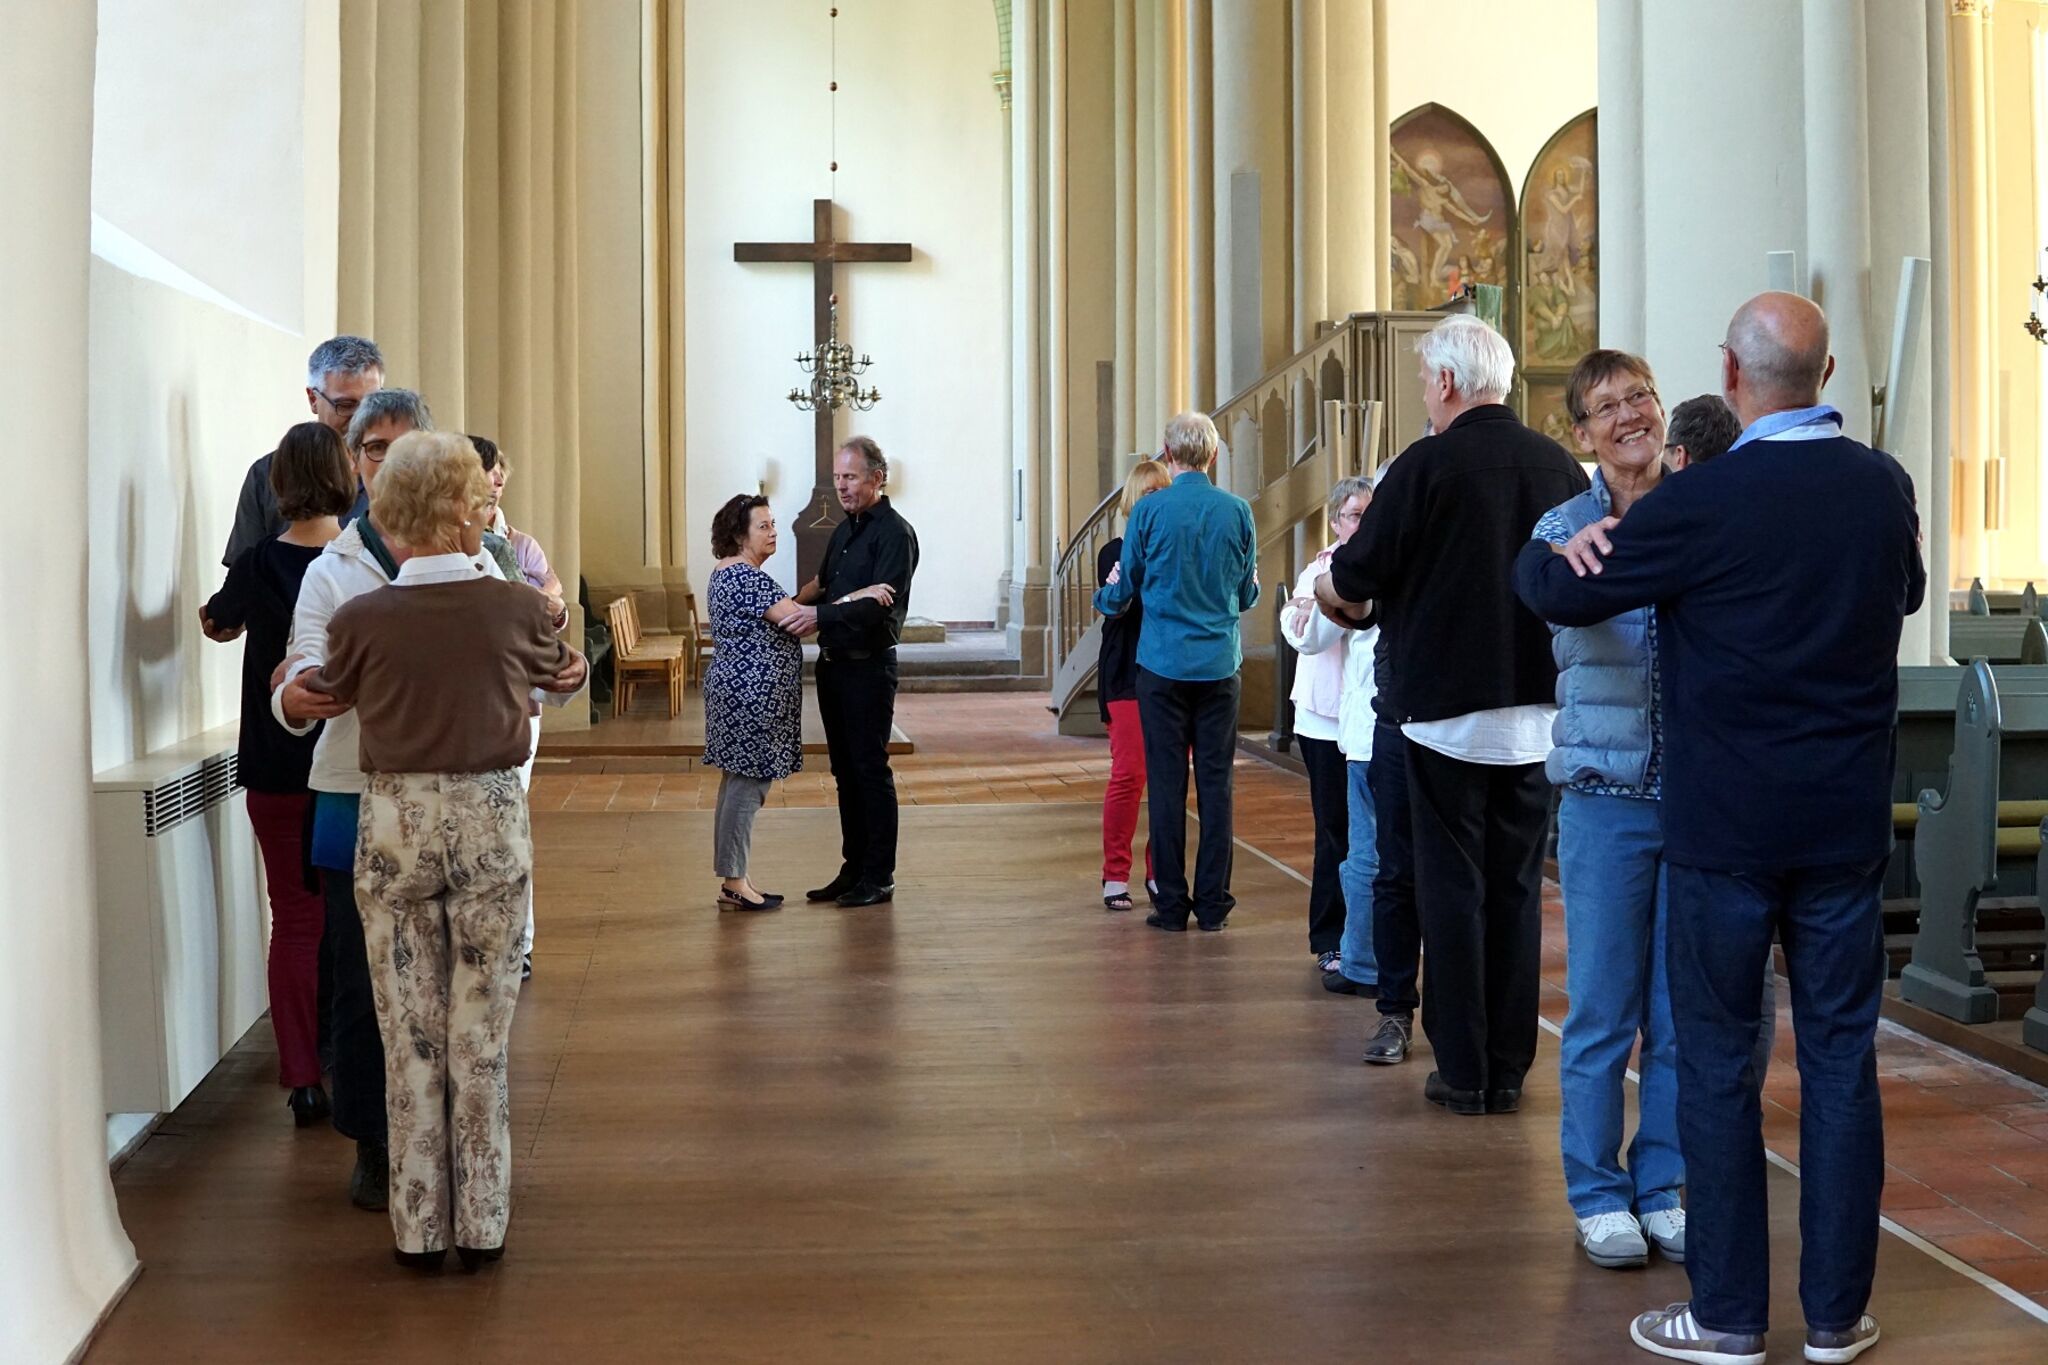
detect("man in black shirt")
[782,437,920,907]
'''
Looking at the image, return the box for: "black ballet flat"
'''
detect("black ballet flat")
[456,1245,506,1274]
[718,886,782,911]
[287,1084,331,1128]
[393,1247,447,1273]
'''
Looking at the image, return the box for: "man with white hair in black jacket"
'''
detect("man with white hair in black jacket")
[1318,315,1586,1117]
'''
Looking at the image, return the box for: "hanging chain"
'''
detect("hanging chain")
[829,6,839,196]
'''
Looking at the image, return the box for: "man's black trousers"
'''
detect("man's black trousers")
[1135,667,1239,927]
[816,655,901,885]
[1405,743,1551,1093]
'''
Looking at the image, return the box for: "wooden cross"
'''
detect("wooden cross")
[734,198,912,585]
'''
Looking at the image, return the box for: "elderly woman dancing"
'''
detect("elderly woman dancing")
[306,431,583,1273]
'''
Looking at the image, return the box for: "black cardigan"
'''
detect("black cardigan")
[1095,536,1142,722]
[1329,404,1587,723]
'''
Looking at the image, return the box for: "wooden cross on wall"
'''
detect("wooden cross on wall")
[734,198,912,586]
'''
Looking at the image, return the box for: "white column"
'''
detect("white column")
[0,4,142,1362]
[1597,0,1646,353]
[1950,0,1995,583]
[1185,2,1215,412]
[1803,0,1875,444]
[1293,0,1328,347]
[1325,0,1374,315]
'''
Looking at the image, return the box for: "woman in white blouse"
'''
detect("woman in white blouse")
[1281,476,1374,986]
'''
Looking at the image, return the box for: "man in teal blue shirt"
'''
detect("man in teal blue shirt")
[1095,412,1259,931]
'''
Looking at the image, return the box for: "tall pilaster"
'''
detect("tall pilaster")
[1597,0,1646,354]
[1803,0,1875,444]
[0,4,141,1361]
[1325,0,1376,315]
[1185,1,1215,413]
[1948,0,1995,583]
[1293,0,1328,347]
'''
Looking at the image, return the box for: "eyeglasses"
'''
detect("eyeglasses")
[358,441,391,463]
[1579,386,1661,425]
[315,388,363,419]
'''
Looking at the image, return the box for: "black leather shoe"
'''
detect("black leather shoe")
[1144,910,1187,932]
[1362,1013,1412,1065]
[1195,917,1228,932]
[1485,1088,1522,1114]
[456,1245,506,1274]
[836,882,895,907]
[393,1247,446,1272]
[288,1084,331,1128]
[350,1140,389,1211]
[807,871,858,902]
[1423,1070,1487,1116]
[1322,972,1379,997]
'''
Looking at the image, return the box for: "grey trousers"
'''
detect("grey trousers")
[713,771,772,878]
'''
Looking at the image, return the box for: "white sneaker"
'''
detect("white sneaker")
[1805,1314,1880,1363]
[1578,1210,1649,1268]
[1641,1207,1687,1262]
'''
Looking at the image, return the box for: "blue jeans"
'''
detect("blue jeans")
[1338,760,1380,984]
[1556,790,1681,1218]
[1666,857,1888,1336]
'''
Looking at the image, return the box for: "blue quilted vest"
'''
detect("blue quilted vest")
[1544,472,1656,790]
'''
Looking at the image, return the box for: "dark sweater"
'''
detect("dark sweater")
[206,538,325,792]
[1330,405,1588,722]
[1515,433,1925,872]
[816,496,920,654]
[1095,536,1142,722]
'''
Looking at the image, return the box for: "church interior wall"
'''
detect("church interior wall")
[1987,0,2046,586]
[1383,0,1597,199]
[85,0,341,772]
[681,0,1009,623]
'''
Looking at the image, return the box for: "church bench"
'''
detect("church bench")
[1946,614,2048,665]
[1899,661,2048,1030]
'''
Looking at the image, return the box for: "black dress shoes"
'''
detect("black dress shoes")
[287,1084,331,1128]
[456,1245,506,1274]
[836,882,895,907]
[350,1140,390,1211]
[1144,911,1187,932]
[1485,1088,1523,1114]
[393,1247,446,1272]
[807,871,858,902]
[1423,1070,1487,1117]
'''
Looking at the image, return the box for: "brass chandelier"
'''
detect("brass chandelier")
[789,293,879,411]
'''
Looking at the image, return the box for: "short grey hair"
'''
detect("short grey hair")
[838,434,887,482]
[1162,411,1220,469]
[1325,475,1371,526]
[345,387,433,450]
[306,335,384,388]
[1416,315,1514,403]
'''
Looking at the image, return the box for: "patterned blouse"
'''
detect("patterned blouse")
[701,562,803,780]
[1532,504,1664,801]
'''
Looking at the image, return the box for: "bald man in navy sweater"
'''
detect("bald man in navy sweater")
[1516,293,1923,1365]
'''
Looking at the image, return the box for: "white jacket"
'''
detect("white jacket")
[1281,552,1348,739]
[271,520,514,794]
[1334,620,1381,762]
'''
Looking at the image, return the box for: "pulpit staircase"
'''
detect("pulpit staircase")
[1047,310,1442,734]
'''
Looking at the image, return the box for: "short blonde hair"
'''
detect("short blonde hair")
[1162,411,1220,470]
[370,431,491,550]
[1120,458,1172,517]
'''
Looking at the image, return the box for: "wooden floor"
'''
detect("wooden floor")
[539,682,912,760]
[90,780,2048,1360]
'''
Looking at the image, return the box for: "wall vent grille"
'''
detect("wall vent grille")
[142,753,239,837]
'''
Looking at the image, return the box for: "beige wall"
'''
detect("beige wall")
[1385,0,1598,193]
[1989,0,2046,584]
[681,0,1009,621]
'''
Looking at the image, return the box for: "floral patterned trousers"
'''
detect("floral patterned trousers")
[355,769,530,1254]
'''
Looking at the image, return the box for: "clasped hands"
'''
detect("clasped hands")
[779,580,895,638]
[1311,571,1371,630]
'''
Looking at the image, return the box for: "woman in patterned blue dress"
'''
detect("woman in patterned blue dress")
[702,494,892,908]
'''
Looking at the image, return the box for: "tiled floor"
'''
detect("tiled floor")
[539,691,2048,1313]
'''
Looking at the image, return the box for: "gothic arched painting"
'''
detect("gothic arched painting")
[1520,110,1598,371]
[1389,105,1513,313]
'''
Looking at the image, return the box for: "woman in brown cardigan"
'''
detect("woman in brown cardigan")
[308,430,583,1273]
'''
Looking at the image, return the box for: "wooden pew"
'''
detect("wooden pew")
[1899,661,2048,1025]
[1945,614,2048,665]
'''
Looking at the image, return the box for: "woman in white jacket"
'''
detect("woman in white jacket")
[1281,476,1374,986]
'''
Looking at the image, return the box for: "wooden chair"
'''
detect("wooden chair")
[682,591,717,686]
[605,596,684,718]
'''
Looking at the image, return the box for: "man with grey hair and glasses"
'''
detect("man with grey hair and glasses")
[1095,411,1259,933]
[221,334,383,568]
[1318,315,1585,1117]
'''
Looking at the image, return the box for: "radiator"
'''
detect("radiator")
[93,724,267,1114]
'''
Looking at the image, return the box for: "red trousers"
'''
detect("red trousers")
[1102,699,1153,883]
[246,789,325,1088]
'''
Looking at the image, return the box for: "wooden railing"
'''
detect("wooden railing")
[1048,316,1381,723]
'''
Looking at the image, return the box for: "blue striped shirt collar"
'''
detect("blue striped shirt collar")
[1728,403,1842,451]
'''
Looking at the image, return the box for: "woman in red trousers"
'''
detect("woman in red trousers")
[202,422,358,1126]
[1095,460,1172,910]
